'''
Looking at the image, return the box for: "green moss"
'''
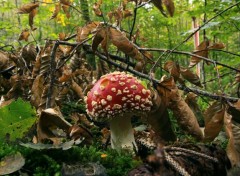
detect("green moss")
[0,142,140,176]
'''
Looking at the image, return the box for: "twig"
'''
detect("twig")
[46,41,59,109]
[129,3,138,40]
[48,40,239,102]
[150,1,240,71]
[140,48,240,73]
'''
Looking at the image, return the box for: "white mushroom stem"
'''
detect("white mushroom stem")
[109,115,137,151]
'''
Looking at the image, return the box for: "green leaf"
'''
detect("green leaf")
[0,99,37,141]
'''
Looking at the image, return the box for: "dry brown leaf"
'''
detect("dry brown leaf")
[209,42,225,50]
[92,25,109,53]
[62,4,70,18]
[152,0,167,17]
[30,74,44,108]
[78,22,100,42]
[60,0,71,6]
[20,44,37,65]
[0,51,9,70]
[50,3,61,19]
[29,8,37,30]
[107,11,114,23]
[59,32,66,40]
[164,60,180,81]
[37,108,72,142]
[71,80,84,99]
[18,29,30,42]
[168,80,203,140]
[180,67,202,87]
[93,2,102,17]
[17,2,39,14]
[147,88,176,142]
[109,27,143,61]
[58,66,72,83]
[189,40,210,68]
[68,124,93,144]
[235,68,240,83]
[162,0,175,17]
[204,101,225,142]
[58,45,73,56]
[224,113,240,167]
[0,153,25,175]
[123,9,133,18]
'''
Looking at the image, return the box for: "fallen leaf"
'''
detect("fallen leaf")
[0,153,25,175]
[209,42,225,49]
[152,0,167,17]
[37,108,72,142]
[60,0,71,6]
[93,2,102,16]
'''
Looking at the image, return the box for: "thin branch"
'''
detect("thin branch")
[51,40,239,102]
[140,47,240,73]
[150,1,240,71]
[46,41,59,109]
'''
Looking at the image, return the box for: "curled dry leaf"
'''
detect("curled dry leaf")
[180,67,202,87]
[30,74,44,108]
[164,60,180,81]
[0,153,25,175]
[68,124,93,144]
[235,68,240,83]
[109,27,143,61]
[189,40,210,68]
[123,9,133,18]
[162,0,175,17]
[92,25,109,53]
[208,42,225,50]
[18,29,30,42]
[37,108,72,142]
[62,4,71,19]
[60,0,71,6]
[225,118,240,167]
[50,3,61,20]
[168,79,203,140]
[29,8,37,30]
[93,2,103,17]
[71,80,84,99]
[0,51,10,70]
[78,21,100,42]
[185,92,204,126]
[152,0,167,17]
[17,2,39,14]
[204,101,225,142]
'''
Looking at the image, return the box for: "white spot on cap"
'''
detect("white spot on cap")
[120,77,126,81]
[142,89,147,95]
[101,99,107,106]
[135,106,139,109]
[135,95,141,101]
[110,77,117,82]
[113,104,122,109]
[94,91,99,96]
[107,95,112,101]
[119,82,125,86]
[131,103,135,107]
[123,88,129,93]
[130,85,137,89]
[116,90,122,95]
[91,101,97,107]
[122,97,127,101]
[111,87,116,92]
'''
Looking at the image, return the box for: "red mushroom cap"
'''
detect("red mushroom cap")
[85,72,152,121]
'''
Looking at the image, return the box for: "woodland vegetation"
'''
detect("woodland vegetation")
[0,0,240,175]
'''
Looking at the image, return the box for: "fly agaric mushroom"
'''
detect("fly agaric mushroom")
[85,72,152,150]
